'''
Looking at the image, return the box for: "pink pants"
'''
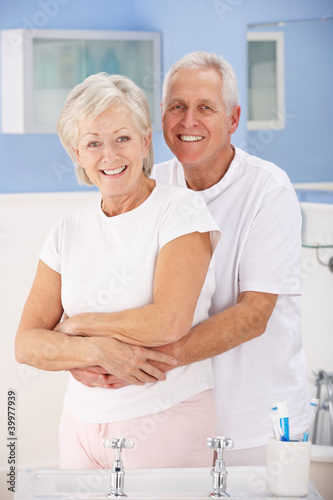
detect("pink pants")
[59,389,216,469]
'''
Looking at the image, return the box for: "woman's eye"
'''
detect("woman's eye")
[117,136,130,143]
[87,141,100,147]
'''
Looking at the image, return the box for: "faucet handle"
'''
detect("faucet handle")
[207,436,234,461]
[104,437,135,450]
[104,437,135,463]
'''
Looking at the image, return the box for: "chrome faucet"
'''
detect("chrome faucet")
[207,436,234,498]
[103,437,134,497]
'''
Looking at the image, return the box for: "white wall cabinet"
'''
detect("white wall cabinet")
[247,31,285,130]
[1,29,161,134]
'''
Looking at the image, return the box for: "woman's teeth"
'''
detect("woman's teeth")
[103,166,127,175]
[179,135,203,142]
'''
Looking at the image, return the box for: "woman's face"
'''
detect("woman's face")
[74,103,151,208]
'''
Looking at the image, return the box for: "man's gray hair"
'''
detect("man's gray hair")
[162,51,239,114]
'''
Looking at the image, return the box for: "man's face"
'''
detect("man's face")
[162,68,239,174]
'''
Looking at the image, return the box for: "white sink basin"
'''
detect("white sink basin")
[15,466,322,500]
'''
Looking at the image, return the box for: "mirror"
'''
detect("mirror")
[246,17,333,182]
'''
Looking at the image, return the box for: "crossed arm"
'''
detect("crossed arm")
[15,231,212,385]
[68,290,278,388]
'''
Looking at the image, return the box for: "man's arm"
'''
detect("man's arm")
[155,290,278,364]
[71,290,277,387]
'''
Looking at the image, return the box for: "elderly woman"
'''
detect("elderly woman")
[15,73,220,470]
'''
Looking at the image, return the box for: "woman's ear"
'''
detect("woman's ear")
[143,127,152,157]
[72,146,83,167]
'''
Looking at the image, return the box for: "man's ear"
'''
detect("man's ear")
[229,105,241,135]
[160,102,164,129]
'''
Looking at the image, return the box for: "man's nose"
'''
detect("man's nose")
[180,108,199,128]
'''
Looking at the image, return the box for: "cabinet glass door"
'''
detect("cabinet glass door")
[31,34,159,132]
[247,31,284,130]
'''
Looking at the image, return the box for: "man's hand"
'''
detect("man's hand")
[69,366,129,388]
[54,315,82,335]
[55,315,178,387]
[68,339,184,388]
[65,338,178,387]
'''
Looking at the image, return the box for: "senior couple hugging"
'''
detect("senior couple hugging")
[15,51,311,469]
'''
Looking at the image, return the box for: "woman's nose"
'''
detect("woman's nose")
[102,143,119,163]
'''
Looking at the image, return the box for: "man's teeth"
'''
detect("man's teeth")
[179,135,203,142]
[103,166,126,175]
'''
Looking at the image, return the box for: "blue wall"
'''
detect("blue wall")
[1,0,332,193]
[247,17,333,182]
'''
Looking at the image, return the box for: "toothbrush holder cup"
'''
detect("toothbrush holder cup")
[266,437,311,497]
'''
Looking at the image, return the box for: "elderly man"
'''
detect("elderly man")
[70,52,311,465]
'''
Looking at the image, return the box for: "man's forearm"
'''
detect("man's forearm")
[152,291,278,368]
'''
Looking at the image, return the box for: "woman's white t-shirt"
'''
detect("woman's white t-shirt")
[39,182,221,423]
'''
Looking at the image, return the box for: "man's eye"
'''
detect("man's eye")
[170,104,184,111]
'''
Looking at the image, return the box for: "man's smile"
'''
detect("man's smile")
[178,135,204,142]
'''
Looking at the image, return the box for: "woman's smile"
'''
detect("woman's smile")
[102,165,128,176]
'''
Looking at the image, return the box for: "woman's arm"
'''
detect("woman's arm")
[55,231,212,347]
[15,260,87,370]
[15,261,177,385]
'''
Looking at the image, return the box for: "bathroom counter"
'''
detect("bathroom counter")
[15,465,323,499]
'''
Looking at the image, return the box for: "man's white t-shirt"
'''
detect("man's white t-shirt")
[152,147,311,449]
[39,182,221,423]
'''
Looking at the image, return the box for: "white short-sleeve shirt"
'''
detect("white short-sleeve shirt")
[152,148,311,449]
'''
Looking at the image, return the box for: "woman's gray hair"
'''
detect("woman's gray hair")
[162,51,239,114]
[57,73,154,185]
